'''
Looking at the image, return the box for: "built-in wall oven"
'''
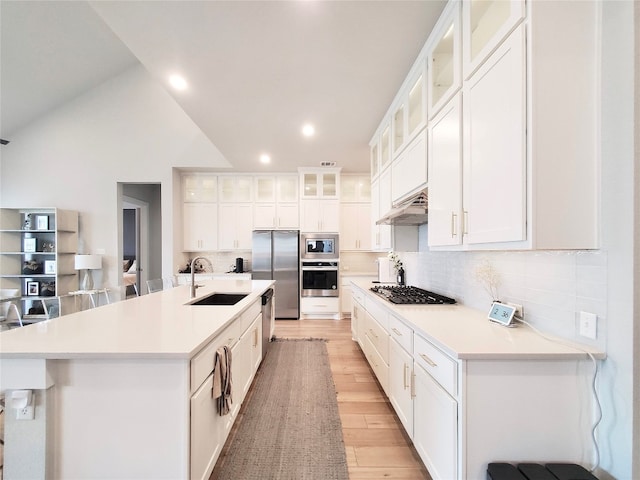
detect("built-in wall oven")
[301,261,339,297]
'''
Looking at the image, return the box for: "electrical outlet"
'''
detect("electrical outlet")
[507,302,524,319]
[579,311,598,339]
[16,405,35,420]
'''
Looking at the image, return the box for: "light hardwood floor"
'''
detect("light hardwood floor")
[275,318,431,480]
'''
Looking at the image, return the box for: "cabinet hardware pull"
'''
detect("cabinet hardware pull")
[419,353,437,367]
[463,210,469,235]
[391,327,402,336]
[451,212,457,237]
[411,372,416,398]
[403,363,409,389]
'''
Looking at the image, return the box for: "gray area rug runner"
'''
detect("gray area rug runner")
[211,338,349,480]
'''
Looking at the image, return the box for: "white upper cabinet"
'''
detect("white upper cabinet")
[300,169,340,199]
[370,140,380,180]
[428,1,462,118]
[391,129,427,205]
[219,176,253,203]
[463,25,526,245]
[276,175,298,203]
[428,94,462,247]
[253,175,299,229]
[254,176,276,203]
[341,175,371,203]
[379,125,391,172]
[462,0,525,79]
[407,72,426,137]
[392,103,405,156]
[183,174,217,203]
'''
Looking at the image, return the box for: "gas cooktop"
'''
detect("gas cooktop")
[370,285,456,305]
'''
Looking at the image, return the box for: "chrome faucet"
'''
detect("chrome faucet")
[190,256,213,298]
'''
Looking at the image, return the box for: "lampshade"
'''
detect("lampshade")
[75,254,102,270]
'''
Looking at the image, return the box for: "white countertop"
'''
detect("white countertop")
[351,280,605,361]
[0,279,274,360]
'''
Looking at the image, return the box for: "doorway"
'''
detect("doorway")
[118,183,162,296]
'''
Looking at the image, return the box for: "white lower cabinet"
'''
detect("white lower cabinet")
[413,362,458,480]
[189,300,262,480]
[190,373,223,480]
[388,338,414,437]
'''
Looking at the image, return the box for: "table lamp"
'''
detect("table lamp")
[74,254,102,291]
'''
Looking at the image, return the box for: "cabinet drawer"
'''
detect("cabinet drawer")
[365,313,389,364]
[191,321,242,393]
[389,314,413,354]
[240,300,261,333]
[352,286,365,306]
[365,297,389,331]
[363,334,389,395]
[414,333,458,397]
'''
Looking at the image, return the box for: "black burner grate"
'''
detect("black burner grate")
[370,285,456,305]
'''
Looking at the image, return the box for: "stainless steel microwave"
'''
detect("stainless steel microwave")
[300,233,339,259]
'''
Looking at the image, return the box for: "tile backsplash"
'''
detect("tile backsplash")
[401,249,607,350]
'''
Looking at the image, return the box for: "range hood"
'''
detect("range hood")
[376,190,428,226]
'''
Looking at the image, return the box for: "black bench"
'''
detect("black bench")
[487,462,599,480]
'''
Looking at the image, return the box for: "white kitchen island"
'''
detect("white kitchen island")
[350,281,606,480]
[0,279,274,480]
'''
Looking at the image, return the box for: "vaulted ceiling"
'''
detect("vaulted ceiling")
[0,1,446,172]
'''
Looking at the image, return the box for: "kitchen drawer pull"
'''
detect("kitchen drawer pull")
[419,353,437,367]
[411,372,416,399]
[391,327,402,336]
[451,212,457,237]
[403,363,409,390]
[369,328,378,339]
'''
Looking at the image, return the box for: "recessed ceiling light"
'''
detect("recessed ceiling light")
[169,74,188,91]
[302,124,315,137]
[260,154,271,164]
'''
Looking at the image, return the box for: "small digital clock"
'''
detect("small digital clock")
[487,302,517,326]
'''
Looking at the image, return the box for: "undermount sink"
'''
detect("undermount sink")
[190,293,248,306]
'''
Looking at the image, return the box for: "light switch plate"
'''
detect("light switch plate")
[579,311,597,339]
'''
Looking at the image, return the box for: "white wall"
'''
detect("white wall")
[398,3,636,477]
[0,65,230,288]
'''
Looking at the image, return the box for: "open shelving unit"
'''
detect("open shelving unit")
[0,208,78,323]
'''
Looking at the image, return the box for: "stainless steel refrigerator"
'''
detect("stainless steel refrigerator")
[252,230,300,319]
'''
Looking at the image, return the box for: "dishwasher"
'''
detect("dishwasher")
[261,288,274,358]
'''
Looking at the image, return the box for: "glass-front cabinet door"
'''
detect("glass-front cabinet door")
[407,71,425,135]
[428,1,461,118]
[380,125,391,171]
[462,0,524,79]
[392,104,405,155]
[371,141,380,179]
[300,170,340,199]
